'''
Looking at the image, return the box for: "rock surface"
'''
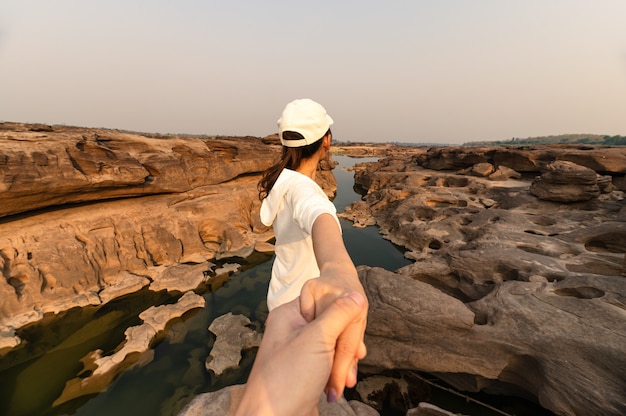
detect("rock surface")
[53,291,205,406]
[205,313,262,376]
[530,160,603,202]
[417,144,626,174]
[344,148,626,416]
[2,124,625,416]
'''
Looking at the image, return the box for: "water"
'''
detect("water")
[332,156,412,271]
[0,155,411,416]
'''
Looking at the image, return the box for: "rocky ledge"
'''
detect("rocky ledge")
[340,145,626,416]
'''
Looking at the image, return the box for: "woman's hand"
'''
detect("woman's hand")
[300,214,369,402]
[300,276,368,402]
[235,292,367,416]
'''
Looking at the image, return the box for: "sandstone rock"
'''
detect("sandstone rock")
[0,123,278,218]
[461,162,495,177]
[417,144,626,174]
[0,177,268,340]
[53,291,205,406]
[346,152,625,416]
[205,313,262,376]
[148,262,211,293]
[360,267,626,416]
[597,174,614,193]
[488,165,522,181]
[530,160,601,202]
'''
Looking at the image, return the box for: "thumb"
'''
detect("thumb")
[313,292,365,340]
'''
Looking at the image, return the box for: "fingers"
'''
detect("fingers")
[356,340,367,360]
[326,319,364,396]
[315,292,366,400]
[344,341,367,388]
[299,280,316,323]
[314,291,365,340]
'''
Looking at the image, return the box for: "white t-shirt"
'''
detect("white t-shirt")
[260,169,341,310]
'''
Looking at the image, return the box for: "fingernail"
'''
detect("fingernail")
[344,291,365,307]
[327,388,338,404]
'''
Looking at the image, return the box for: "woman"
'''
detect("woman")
[258,98,368,403]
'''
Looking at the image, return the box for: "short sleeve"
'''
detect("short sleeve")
[288,180,340,235]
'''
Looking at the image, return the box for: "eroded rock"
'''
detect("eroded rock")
[53,291,205,406]
[206,313,262,376]
[346,149,626,416]
[0,123,278,218]
[530,160,601,202]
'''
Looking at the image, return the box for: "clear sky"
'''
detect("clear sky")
[1,1,625,143]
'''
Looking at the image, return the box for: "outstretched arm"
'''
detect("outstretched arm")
[235,292,367,416]
[300,213,369,402]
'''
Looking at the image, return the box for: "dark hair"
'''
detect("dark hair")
[258,129,330,200]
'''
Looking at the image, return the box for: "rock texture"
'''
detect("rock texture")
[53,291,205,406]
[342,147,626,416]
[205,313,262,376]
[417,144,626,174]
[530,160,603,202]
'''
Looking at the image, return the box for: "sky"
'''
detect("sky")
[1,1,625,144]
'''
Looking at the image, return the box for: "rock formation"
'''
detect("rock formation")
[341,147,626,416]
[530,160,603,202]
[205,313,262,376]
[52,291,205,406]
[2,123,625,416]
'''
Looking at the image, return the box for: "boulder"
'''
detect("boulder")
[461,162,495,177]
[347,151,626,416]
[530,160,601,202]
[359,266,626,416]
[488,165,522,181]
[205,313,262,376]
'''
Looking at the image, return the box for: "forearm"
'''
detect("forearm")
[312,214,361,289]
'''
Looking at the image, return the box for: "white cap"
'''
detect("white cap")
[277,99,334,147]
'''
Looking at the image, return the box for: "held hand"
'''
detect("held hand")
[235,292,367,416]
[299,275,369,401]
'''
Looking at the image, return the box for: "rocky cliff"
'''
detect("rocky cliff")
[341,145,626,416]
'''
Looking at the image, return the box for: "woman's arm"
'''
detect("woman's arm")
[299,213,369,402]
[235,292,366,416]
